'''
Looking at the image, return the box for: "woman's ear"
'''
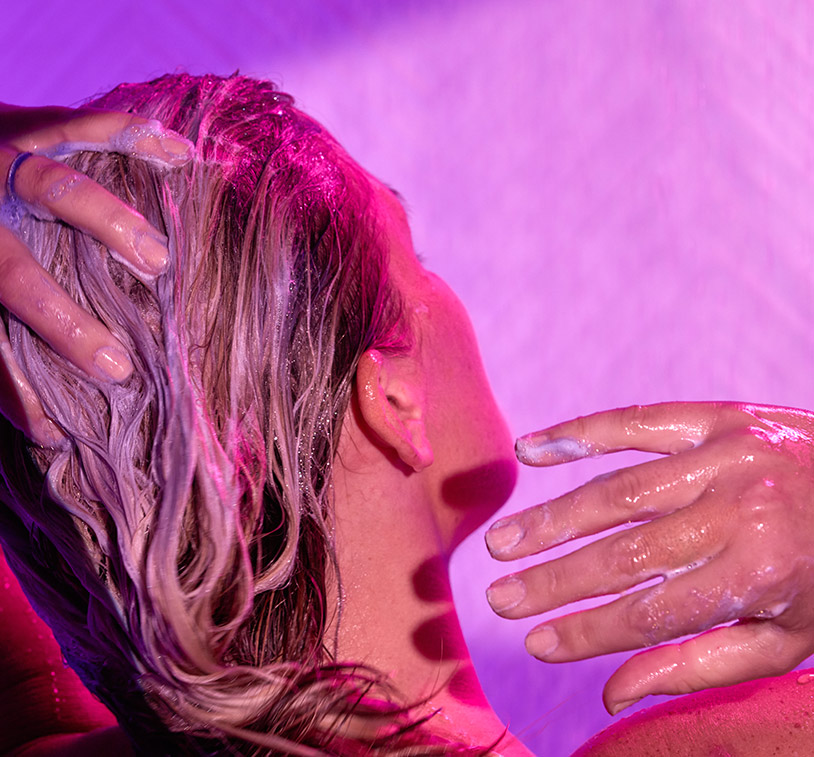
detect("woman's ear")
[355,350,433,472]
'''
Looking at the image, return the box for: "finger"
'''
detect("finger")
[0,147,168,276]
[487,491,725,618]
[486,443,719,560]
[522,563,749,663]
[0,318,64,447]
[603,621,810,714]
[515,402,734,466]
[0,227,132,382]
[5,107,193,167]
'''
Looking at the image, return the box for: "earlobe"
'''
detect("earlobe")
[355,350,433,472]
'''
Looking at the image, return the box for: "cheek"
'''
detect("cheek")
[437,307,508,433]
[431,366,518,542]
[416,287,518,540]
[425,308,517,494]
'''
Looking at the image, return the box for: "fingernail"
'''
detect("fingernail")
[134,230,169,275]
[485,518,524,556]
[525,625,559,659]
[93,346,133,382]
[668,438,699,454]
[486,575,526,613]
[516,434,593,465]
[158,135,194,164]
[112,121,193,167]
[608,697,640,716]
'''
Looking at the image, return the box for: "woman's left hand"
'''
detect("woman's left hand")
[484,402,814,715]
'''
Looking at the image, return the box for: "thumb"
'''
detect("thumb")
[604,621,810,715]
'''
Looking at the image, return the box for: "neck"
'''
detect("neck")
[330,463,531,755]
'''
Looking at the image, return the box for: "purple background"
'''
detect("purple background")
[4,1,814,753]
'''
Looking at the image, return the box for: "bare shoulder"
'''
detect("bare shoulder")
[8,727,133,757]
[574,669,814,757]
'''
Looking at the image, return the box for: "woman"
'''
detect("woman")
[0,74,525,754]
[3,75,814,756]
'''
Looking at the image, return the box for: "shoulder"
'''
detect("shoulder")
[574,669,814,756]
[8,727,133,757]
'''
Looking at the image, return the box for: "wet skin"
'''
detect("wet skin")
[330,180,529,752]
[0,105,524,753]
[375,184,518,548]
[4,103,814,751]
[0,105,192,445]
[486,402,814,715]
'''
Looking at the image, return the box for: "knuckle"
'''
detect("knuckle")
[607,532,651,577]
[740,541,781,583]
[539,562,561,600]
[743,477,782,508]
[628,591,673,643]
[738,484,784,533]
[102,204,130,238]
[619,404,649,434]
[562,611,603,655]
[716,401,745,428]
[751,628,793,673]
[740,428,770,455]
[55,121,74,145]
[124,112,149,130]
[26,159,67,196]
[526,501,553,539]
[682,658,723,692]
[0,252,34,291]
[68,109,126,140]
[607,467,645,511]
[746,548,787,589]
[108,202,140,236]
[569,415,591,443]
[28,160,85,205]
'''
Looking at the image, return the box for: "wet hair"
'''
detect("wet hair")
[0,74,477,755]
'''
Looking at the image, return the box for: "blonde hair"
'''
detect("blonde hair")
[0,74,479,755]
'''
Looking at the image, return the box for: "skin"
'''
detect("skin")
[0,104,192,445]
[573,668,814,756]
[0,133,528,752]
[4,104,814,753]
[486,402,814,717]
[0,103,192,756]
[0,548,130,756]
[331,181,528,751]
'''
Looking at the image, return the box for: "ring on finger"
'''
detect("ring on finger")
[5,151,34,202]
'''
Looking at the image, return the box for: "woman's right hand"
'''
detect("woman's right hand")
[0,104,192,445]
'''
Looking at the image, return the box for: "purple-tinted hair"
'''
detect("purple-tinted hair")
[0,74,476,755]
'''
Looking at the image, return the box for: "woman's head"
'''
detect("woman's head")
[0,74,420,753]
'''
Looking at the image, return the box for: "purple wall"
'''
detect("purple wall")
[4,1,814,753]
